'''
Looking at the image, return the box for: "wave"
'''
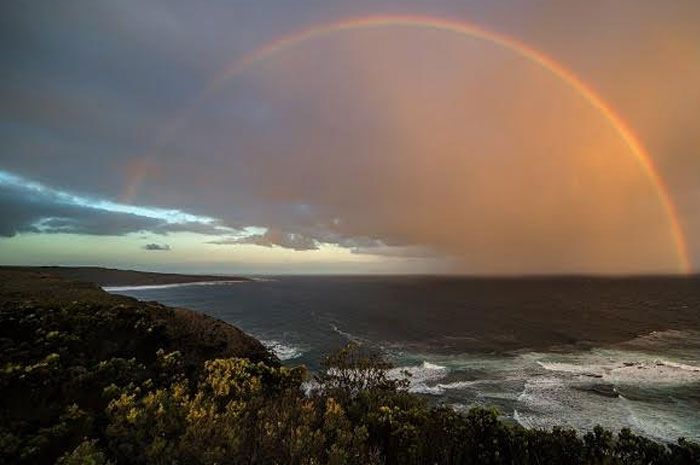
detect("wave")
[103,280,247,292]
[423,361,447,371]
[512,409,532,429]
[329,323,364,343]
[389,361,449,395]
[659,360,700,372]
[515,376,627,432]
[515,374,700,442]
[537,357,700,385]
[412,380,484,396]
[261,339,304,361]
[620,394,700,442]
[386,346,700,440]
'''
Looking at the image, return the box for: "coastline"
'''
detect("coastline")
[0,265,250,287]
[0,267,274,366]
[102,280,249,292]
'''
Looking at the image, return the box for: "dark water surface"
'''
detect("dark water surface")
[107,276,700,441]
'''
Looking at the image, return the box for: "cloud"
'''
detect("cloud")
[0,183,162,237]
[0,170,230,237]
[210,228,318,251]
[143,243,171,251]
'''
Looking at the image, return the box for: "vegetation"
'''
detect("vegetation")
[0,266,249,287]
[1,270,698,464]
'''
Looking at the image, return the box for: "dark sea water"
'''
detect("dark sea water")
[106,276,700,442]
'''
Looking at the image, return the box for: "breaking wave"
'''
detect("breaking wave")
[386,342,700,441]
[537,357,700,385]
[261,340,305,361]
[389,361,449,395]
[329,323,364,343]
[103,280,246,292]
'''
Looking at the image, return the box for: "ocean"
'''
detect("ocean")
[105,275,700,442]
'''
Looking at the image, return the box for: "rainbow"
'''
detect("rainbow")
[127,14,691,273]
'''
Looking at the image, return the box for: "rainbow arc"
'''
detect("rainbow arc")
[124,15,690,273]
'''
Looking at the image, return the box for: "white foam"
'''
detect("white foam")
[261,340,304,361]
[657,360,700,372]
[389,361,449,395]
[514,375,700,442]
[610,362,700,385]
[436,380,480,390]
[513,409,532,429]
[329,324,363,343]
[620,395,700,442]
[518,376,640,431]
[422,361,447,371]
[103,280,246,292]
[391,347,700,440]
[537,361,597,375]
[537,356,700,385]
[409,384,446,395]
[510,350,700,441]
[412,380,486,396]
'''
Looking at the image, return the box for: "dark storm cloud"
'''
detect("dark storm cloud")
[0,184,161,237]
[0,172,228,237]
[143,243,171,251]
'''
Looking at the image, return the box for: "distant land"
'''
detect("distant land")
[0,267,271,365]
[0,266,250,287]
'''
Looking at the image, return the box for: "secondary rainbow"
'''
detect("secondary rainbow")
[126,14,691,273]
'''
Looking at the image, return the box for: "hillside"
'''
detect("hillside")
[0,268,275,463]
[0,266,250,287]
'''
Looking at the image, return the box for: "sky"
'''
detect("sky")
[1,0,699,275]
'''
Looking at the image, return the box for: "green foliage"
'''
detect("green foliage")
[0,270,272,465]
[317,342,408,397]
[2,271,699,464]
[56,440,112,465]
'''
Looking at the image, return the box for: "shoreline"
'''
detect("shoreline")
[102,279,249,292]
[0,265,250,287]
